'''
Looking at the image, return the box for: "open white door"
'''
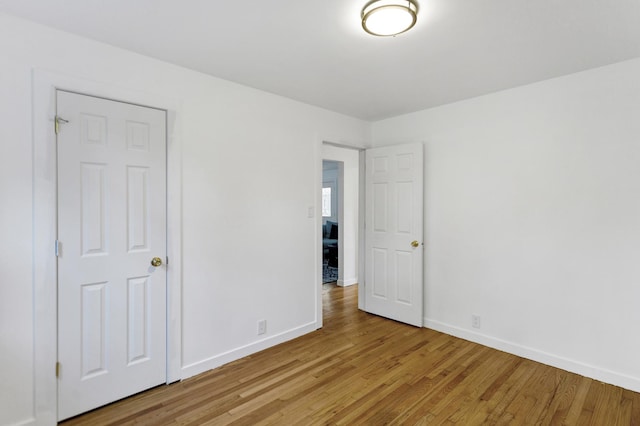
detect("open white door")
[364,143,423,326]
[56,91,167,420]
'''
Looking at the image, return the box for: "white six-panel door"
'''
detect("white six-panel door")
[365,143,423,327]
[56,91,167,420]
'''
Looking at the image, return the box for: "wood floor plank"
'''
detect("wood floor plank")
[61,284,640,425]
[623,389,640,425]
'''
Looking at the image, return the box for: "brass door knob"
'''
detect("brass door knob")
[151,257,163,267]
[411,240,419,248]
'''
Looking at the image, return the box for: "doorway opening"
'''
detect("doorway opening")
[322,160,340,284]
[320,143,361,291]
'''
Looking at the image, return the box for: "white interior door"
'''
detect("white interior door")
[56,91,167,420]
[364,143,423,326]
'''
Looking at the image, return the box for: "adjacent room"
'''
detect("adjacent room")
[1,0,640,424]
[322,160,340,284]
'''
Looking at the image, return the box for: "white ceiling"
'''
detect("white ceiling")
[2,0,640,120]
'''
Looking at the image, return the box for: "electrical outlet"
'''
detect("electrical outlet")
[257,319,267,335]
[472,315,481,329]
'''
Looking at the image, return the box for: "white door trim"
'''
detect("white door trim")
[32,69,183,424]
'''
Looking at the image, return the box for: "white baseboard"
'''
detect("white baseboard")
[424,317,640,393]
[8,418,36,426]
[181,321,318,380]
[337,278,357,287]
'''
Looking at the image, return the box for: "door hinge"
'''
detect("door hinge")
[54,116,69,135]
[56,362,61,378]
[55,240,60,257]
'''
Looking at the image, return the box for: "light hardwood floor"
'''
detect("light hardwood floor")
[62,283,640,425]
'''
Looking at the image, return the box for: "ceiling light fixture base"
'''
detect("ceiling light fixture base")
[361,0,419,37]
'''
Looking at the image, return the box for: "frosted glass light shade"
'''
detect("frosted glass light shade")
[362,0,418,37]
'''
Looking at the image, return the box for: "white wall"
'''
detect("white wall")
[322,146,360,286]
[0,58,35,426]
[0,13,369,425]
[372,57,640,392]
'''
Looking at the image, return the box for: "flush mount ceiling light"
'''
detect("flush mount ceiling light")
[361,0,418,37]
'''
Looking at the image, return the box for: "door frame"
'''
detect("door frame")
[32,69,183,424]
[316,139,366,327]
